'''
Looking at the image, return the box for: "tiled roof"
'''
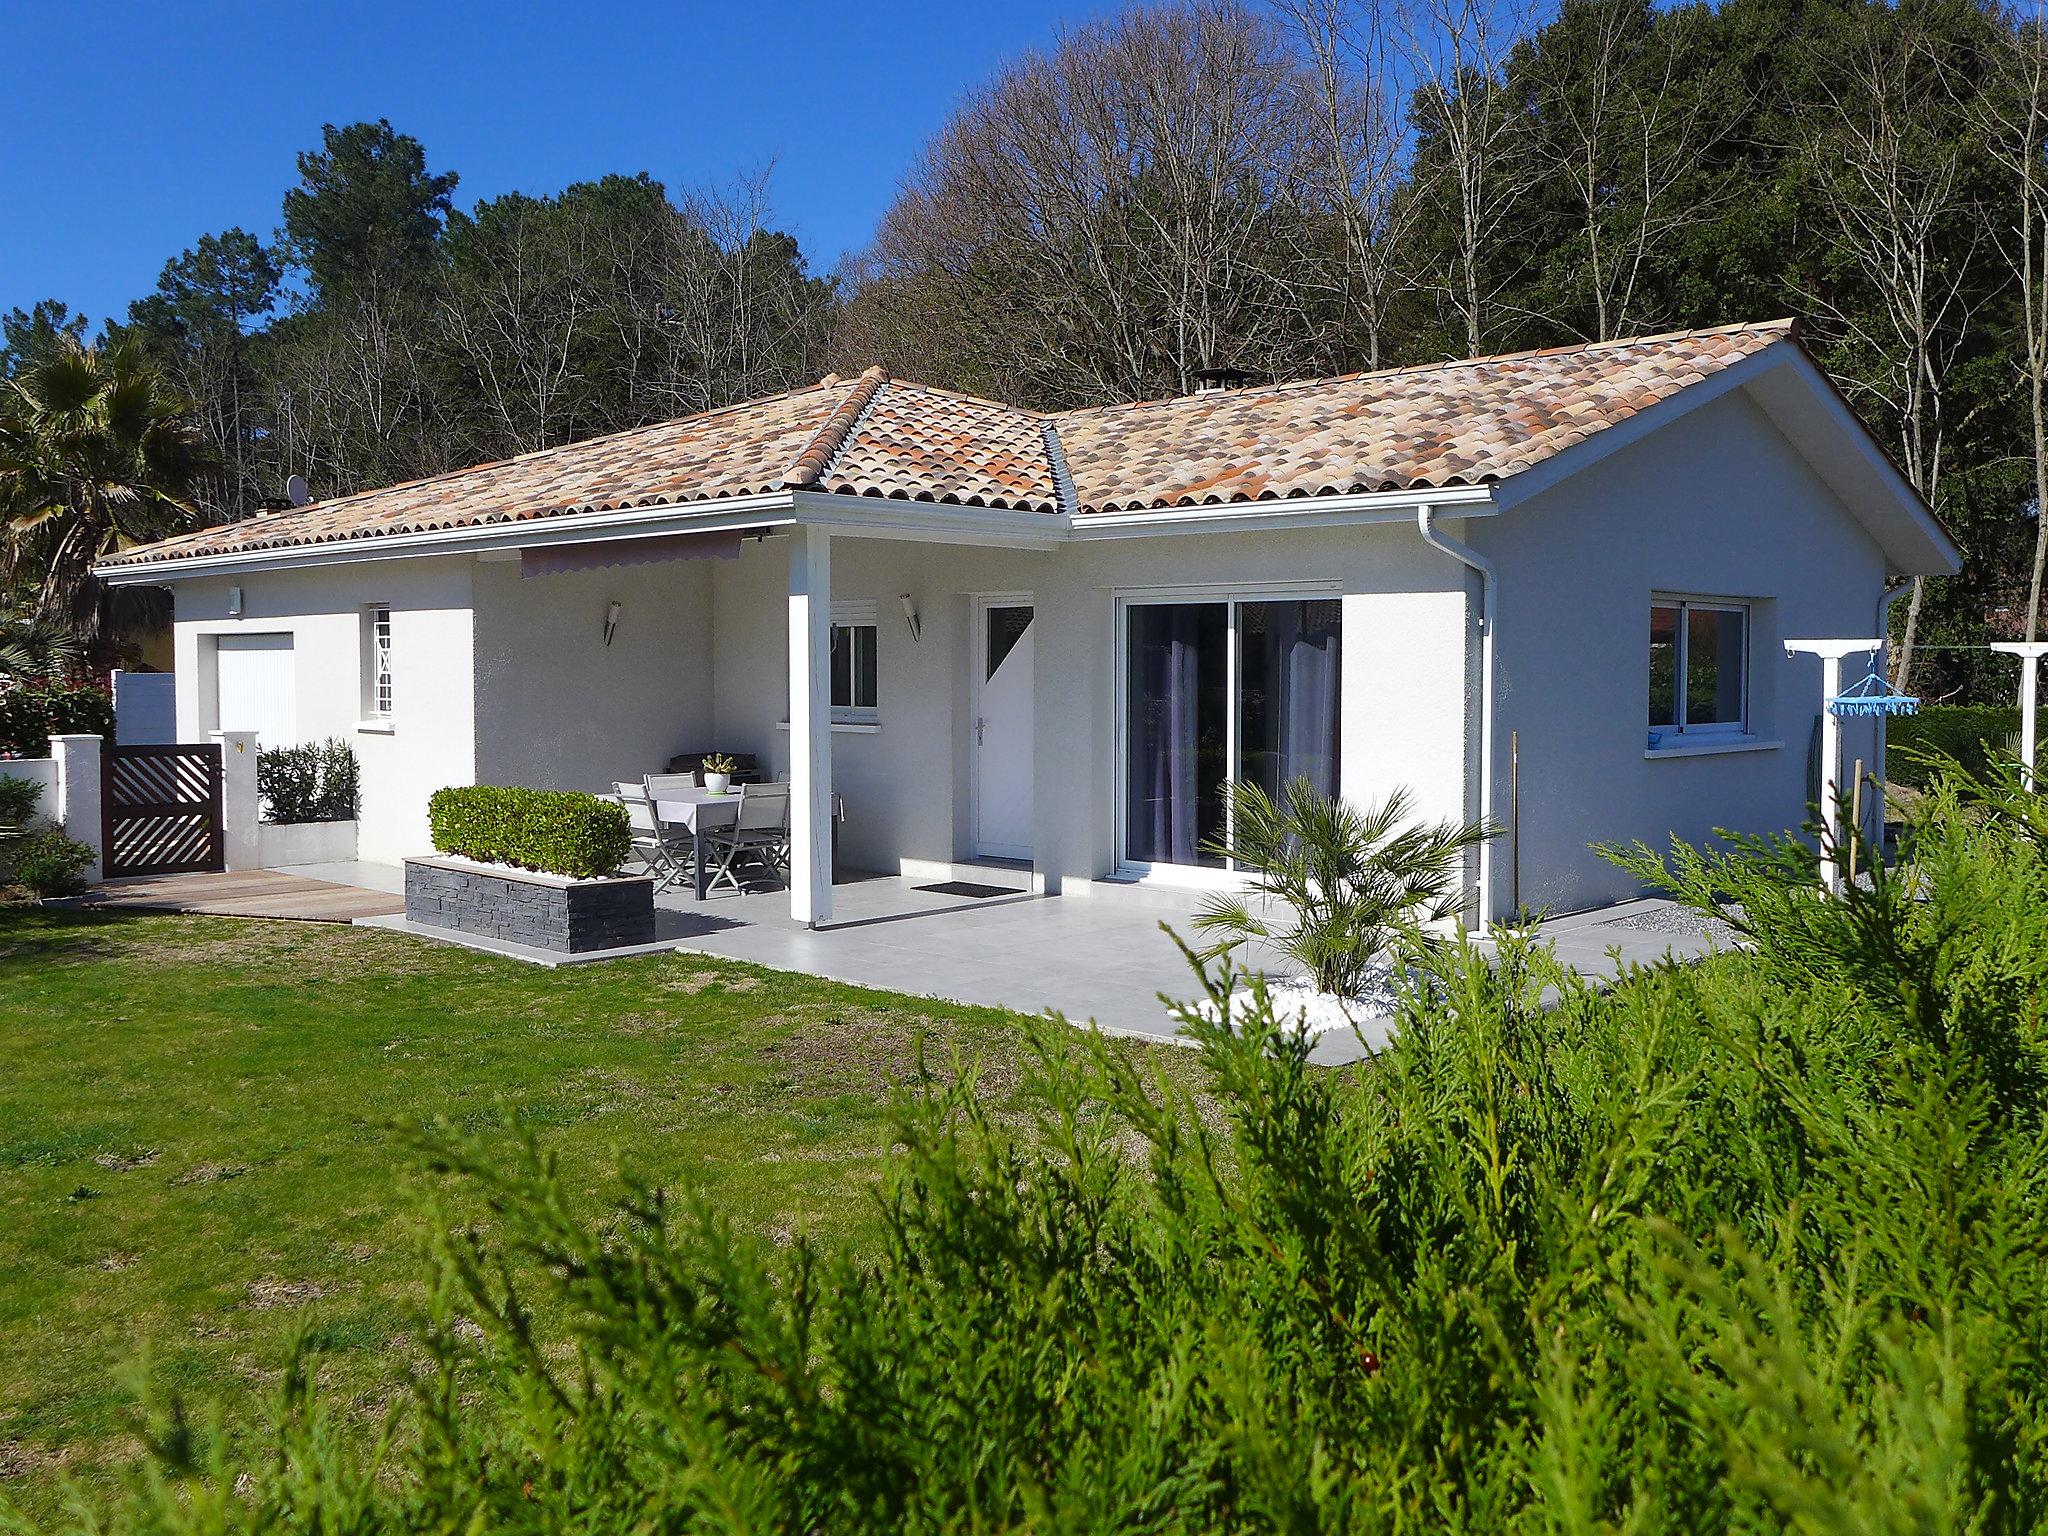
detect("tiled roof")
[1053,321,1794,511]
[103,321,1796,568]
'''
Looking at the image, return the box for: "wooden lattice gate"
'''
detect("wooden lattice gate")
[101,744,225,877]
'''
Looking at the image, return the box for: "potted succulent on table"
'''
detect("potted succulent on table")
[701,753,738,796]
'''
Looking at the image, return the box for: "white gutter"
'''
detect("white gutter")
[1417,502,1498,932]
[1069,483,1497,538]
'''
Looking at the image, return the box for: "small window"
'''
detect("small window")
[830,622,878,718]
[366,605,393,719]
[1649,598,1747,738]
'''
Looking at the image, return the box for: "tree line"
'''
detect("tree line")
[3,0,2045,701]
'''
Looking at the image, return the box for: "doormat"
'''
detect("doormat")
[915,881,1020,899]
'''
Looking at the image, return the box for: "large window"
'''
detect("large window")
[1649,597,1747,739]
[1122,597,1342,869]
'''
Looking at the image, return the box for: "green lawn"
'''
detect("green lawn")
[0,907,1202,1511]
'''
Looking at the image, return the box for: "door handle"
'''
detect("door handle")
[976,716,986,744]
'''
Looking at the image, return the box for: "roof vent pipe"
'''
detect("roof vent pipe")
[1191,365,1257,394]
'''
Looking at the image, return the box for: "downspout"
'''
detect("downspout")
[1418,503,1497,933]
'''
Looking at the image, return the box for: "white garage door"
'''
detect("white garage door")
[216,633,297,750]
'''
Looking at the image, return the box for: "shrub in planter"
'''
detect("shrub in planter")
[427,786,631,879]
[257,738,360,823]
[0,680,114,757]
[16,830,94,897]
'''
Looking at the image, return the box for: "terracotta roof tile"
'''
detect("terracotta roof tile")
[103,321,1796,568]
[819,381,1058,511]
[1054,321,1791,512]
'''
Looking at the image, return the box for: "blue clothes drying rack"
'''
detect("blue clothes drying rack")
[1829,667,1919,718]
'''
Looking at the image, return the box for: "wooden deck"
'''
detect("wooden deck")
[90,869,404,923]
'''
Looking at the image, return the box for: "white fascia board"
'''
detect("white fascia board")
[1065,483,1498,538]
[786,489,1063,548]
[1486,342,1960,579]
[96,491,801,584]
[1485,347,1783,513]
[1743,353,1962,577]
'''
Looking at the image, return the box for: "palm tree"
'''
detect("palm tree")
[0,611,79,682]
[1195,779,1494,998]
[0,336,212,650]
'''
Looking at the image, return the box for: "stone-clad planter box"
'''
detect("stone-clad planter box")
[404,856,655,954]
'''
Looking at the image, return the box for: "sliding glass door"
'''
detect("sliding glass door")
[1120,596,1342,872]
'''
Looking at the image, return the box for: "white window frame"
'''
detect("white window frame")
[828,599,879,724]
[1111,584,1343,883]
[1649,595,1750,741]
[362,604,394,726]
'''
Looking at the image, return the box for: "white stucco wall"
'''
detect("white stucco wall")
[707,523,1469,887]
[1470,385,1888,916]
[470,555,717,793]
[154,379,1898,913]
[171,557,477,863]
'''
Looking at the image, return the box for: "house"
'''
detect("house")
[97,320,1959,928]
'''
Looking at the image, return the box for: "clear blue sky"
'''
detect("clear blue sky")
[0,0,1111,332]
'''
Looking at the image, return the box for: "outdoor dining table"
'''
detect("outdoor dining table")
[654,785,842,901]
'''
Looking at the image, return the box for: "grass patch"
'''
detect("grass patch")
[0,907,1205,1513]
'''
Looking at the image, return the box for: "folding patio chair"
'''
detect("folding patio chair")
[705,782,791,894]
[613,781,690,894]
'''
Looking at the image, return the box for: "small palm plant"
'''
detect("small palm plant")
[1195,778,1493,998]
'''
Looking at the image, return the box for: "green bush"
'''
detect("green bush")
[49,763,2048,1533]
[427,784,630,879]
[14,830,93,897]
[1887,704,2033,787]
[0,773,44,836]
[256,738,359,823]
[0,681,113,758]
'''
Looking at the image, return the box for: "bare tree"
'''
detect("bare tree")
[863,1,1323,406]
[1795,10,1981,689]
[439,193,592,456]
[1398,0,1539,355]
[1275,0,1415,368]
[1978,4,2048,644]
[1521,0,1745,340]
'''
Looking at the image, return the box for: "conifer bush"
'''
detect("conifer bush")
[26,762,2048,1532]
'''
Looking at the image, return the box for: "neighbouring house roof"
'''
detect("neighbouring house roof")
[105,318,1933,572]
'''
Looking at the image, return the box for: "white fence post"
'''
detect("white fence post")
[212,729,260,871]
[49,734,104,884]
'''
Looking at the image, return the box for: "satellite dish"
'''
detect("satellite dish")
[285,473,311,507]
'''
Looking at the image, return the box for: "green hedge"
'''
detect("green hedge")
[427,785,631,879]
[1887,705,2032,788]
[0,681,114,758]
[258,738,359,824]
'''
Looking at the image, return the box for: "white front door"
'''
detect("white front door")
[215,633,297,750]
[973,599,1035,860]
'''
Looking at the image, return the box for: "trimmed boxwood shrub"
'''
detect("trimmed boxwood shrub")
[427,785,631,880]
[1887,705,2034,788]
[0,681,114,758]
[258,738,359,823]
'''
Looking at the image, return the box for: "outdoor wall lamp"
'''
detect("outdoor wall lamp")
[603,600,623,647]
[900,592,921,642]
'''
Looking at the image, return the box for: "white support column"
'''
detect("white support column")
[1786,639,1881,895]
[787,524,833,926]
[1990,642,2048,784]
[211,729,260,871]
[49,734,104,885]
